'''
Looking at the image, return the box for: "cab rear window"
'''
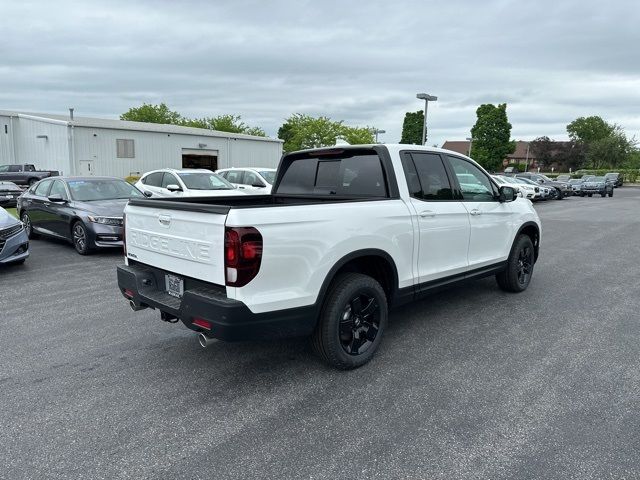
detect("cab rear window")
[277,151,388,197]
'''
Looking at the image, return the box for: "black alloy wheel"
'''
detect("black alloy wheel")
[339,293,381,356]
[312,273,388,369]
[496,234,535,293]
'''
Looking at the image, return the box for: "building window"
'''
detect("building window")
[116,139,135,158]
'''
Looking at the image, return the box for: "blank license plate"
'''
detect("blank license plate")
[165,274,184,298]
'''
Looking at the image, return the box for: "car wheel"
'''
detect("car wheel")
[21,212,39,239]
[600,192,606,197]
[556,189,563,200]
[312,273,388,370]
[72,221,92,255]
[496,234,535,293]
[588,193,593,197]
[609,191,613,197]
[580,192,585,197]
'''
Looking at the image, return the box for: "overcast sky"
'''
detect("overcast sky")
[1,0,639,146]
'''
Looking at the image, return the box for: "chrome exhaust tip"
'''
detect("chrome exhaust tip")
[198,333,217,348]
[129,300,147,312]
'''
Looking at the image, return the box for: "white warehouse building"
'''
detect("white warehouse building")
[0,110,283,178]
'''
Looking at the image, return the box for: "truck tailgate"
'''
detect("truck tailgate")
[125,203,226,286]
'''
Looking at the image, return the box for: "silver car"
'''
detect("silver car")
[0,207,29,265]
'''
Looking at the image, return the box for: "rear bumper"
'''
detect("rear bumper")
[117,263,317,341]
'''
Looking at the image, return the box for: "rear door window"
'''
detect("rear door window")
[34,179,53,197]
[403,152,454,201]
[144,172,164,187]
[225,170,245,184]
[277,151,387,197]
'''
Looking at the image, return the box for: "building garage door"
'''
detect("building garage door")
[181,148,218,170]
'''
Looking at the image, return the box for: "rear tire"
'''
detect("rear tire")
[556,189,563,200]
[608,191,613,197]
[312,273,388,370]
[588,193,593,197]
[496,234,535,293]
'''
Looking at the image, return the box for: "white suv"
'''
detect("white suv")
[216,167,276,194]
[135,169,246,198]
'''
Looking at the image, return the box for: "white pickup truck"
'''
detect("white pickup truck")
[118,145,541,369]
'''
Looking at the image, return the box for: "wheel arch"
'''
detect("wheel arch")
[516,222,540,261]
[315,249,399,310]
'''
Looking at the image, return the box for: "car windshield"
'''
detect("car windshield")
[259,171,276,184]
[178,172,234,190]
[67,179,143,201]
[593,176,605,181]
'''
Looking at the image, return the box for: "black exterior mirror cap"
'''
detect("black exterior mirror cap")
[498,186,516,202]
[48,194,67,203]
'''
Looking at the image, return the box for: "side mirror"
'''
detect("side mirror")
[252,182,265,188]
[166,184,182,192]
[143,190,153,197]
[48,194,67,203]
[537,179,544,184]
[499,186,516,202]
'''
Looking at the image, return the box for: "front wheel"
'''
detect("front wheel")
[600,192,606,197]
[312,273,388,370]
[608,191,613,197]
[21,212,39,239]
[72,221,93,255]
[556,189,563,200]
[496,234,535,293]
[588,193,593,197]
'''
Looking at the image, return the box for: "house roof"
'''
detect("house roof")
[0,109,283,143]
[441,140,471,155]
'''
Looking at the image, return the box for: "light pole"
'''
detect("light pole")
[373,129,386,143]
[416,93,437,145]
[466,137,474,157]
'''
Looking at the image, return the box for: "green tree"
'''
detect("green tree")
[120,103,183,124]
[279,114,361,152]
[566,116,614,144]
[470,103,515,171]
[185,114,266,136]
[400,110,424,144]
[340,126,375,145]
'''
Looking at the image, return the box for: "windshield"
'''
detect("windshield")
[593,176,605,181]
[178,172,234,190]
[259,170,276,185]
[67,179,143,201]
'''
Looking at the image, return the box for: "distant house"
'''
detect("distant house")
[441,140,538,168]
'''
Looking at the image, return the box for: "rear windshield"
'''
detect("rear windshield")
[276,151,388,197]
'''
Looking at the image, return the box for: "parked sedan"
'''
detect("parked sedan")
[492,175,529,199]
[216,167,276,194]
[512,177,542,200]
[0,181,23,208]
[581,176,614,197]
[0,206,29,265]
[515,173,572,199]
[17,177,144,254]
[135,169,247,198]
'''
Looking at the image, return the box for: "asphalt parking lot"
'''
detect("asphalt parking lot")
[2,189,639,480]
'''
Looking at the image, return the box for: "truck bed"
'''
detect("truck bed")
[128,193,385,214]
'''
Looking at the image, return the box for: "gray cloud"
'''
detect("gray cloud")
[1,0,639,146]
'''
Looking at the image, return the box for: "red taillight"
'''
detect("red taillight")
[224,226,262,287]
[123,288,134,299]
[192,318,212,330]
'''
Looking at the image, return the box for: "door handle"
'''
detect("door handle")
[470,209,482,216]
[419,210,436,218]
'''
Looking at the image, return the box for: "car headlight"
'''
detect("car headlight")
[88,216,123,226]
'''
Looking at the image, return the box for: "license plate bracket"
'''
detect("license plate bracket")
[165,274,184,298]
